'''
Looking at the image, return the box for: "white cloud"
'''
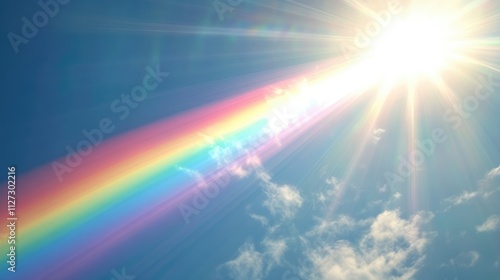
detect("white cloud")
[445,251,480,267]
[256,170,272,182]
[207,140,261,178]
[176,166,206,187]
[444,191,479,210]
[227,164,250,178]
[209,142,234,166]
[443,165,500,210]
[371,128,386,144]
[326,176,343,196]
[303,210,434,280]
[246,154,262,168]
[478,165,500,196]
[476,215,500,233]
[307,215,370,239]
[263,238,287,265]
[317,192,327,203]
[393,192,402,199]
[378,184,388,193]
[259,170,304,220]
[263,183,303,219]
[485,166,500,179]
[222,242,264,280]
[222,239,288,280]
[316,177,345,204]
[250,214,269,227]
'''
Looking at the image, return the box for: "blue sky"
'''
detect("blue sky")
[2,0,500,279]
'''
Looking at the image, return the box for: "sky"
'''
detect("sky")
[1,0,500,279]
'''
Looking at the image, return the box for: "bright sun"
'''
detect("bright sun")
[367,13,459,80]
[305,1,490,106]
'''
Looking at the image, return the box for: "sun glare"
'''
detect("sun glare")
[368,13,460,80]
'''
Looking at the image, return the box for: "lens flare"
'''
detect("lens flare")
[370,15,454,78]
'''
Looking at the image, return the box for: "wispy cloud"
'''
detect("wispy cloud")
[393,192,402,199]
[478,165,500,193]
[208,139,261,178]
[221,242,264,280]
[443,165,500,211]
[442,251,480,268]
[176,166,206,187]
[371,128,386,144]
[263,238,287,265]
[259,170,304,220]
[303,210,434,280]
[250,214,269,227]
[476,215,500,233]
[378,183,388,193]
[316,176,345,205]
[444,191,479,210]
[222,239,287,280]
[307,215,371,239]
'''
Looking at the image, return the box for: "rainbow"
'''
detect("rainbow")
[1,61,371,279]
